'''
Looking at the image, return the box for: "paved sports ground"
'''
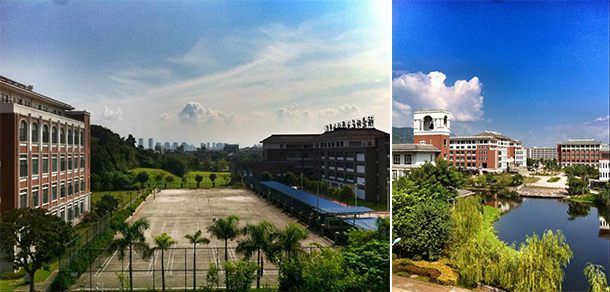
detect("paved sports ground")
[73,188,331,291]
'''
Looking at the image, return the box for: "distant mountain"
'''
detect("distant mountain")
[392,127,414,144]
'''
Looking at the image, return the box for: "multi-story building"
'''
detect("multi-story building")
[557,139,603,166]
[233,127,389,205]
[0,75,91,223]
[528,146,556,160]
[138,138,144,147]
[392,109,526,176]
[148,138,153,150]
[598,146,609,183]
[449,131,525,170]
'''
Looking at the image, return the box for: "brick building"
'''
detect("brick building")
[557,139,603,167]
[0,75,91,224]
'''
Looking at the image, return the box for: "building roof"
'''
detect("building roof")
[474,131,514,141]
[260,134,319,144]
[0,75,74,110]
[413,109,451,114]
[392,143,441,152]
[558,140,602,146]
[314,128,389,141]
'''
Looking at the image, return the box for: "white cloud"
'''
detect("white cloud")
[178,102,232,125]
[317,104,360,118]
[159,113,170,121]
[391,100,412,128]
[546,119,610,143]
[276,103,300,119]
[101,106,123,121]
[392,71,484,123]
[596,115,610,121]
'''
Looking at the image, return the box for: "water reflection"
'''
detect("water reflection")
[475,191,523,214]
[567,202,591,221]
[600,216,610,239]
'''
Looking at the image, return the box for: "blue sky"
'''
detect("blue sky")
[1,0,390,146]
[392,1,609,147]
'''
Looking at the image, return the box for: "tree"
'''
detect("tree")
[185,230,210,291]
[152,233,178,292]
[338,185,355,203]
[237,221,276,289]
[0,208,74,292]
[181,175,188,188]
[393,199,453,261]
[584,263,609,292]
[109,218,152,291]
[568,175,589,196]
[155,174,164,186]
[283,172,298,185]
[202,158,213,171]
[277,223,309,261]
[195,174,204,188]
[136,171,150,187]
[261,171,273,181]
[165,175,174,188]
[594,185,610,207]
[94,194,120,217]
[209,173,217,187]
[206,215,241,290]
[223,260,259,291]
[216,159,229,171]
[207,263,220,290]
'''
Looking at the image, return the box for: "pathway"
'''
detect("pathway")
[392,275,471,292]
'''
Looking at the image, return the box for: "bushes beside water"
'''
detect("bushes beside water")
[448,197,573,291]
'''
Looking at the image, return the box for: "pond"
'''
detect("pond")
[486,195,609,291]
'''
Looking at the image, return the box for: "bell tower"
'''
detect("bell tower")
[413,109,451,160]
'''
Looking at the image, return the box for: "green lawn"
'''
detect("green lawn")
[525,177,540,183]
[91,189,141,208]
[0,258,59,291]
[546,177,560,183]
[131,168,231,188]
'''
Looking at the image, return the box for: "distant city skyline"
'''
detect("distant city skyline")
[392,1,609,148]
[0,1,391,146]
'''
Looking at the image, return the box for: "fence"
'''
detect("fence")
[68,246,329,291]
[151,180,232,190]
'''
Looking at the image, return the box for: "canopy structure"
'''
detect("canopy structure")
[343,217,379,231]
[259,181,374,215]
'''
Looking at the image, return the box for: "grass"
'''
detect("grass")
[546,177,560,183]
[525,177,540,183]
[131,168,231,188]
[0,258,59,291]
[565,194,595,204]
[91,189,141,208]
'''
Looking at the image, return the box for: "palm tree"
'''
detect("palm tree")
[277,223,308,261]
[152,233,178,292]
[184,230,210,291]
[236,221,276,289]
[206,215,240,290]
[109,218,152,292]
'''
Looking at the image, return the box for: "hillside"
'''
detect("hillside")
[392,127,414,144]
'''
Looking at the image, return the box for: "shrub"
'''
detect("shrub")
[206,262,220,290]
[223,260,259,291]
[497,189,519,199]
[393,259,458,286]
[547,177,560,183]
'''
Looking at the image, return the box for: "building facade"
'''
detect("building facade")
[557,139,603,166]
[392,144,440,179]
[0,76,91,223]
[528,146,557,160]
[232,128,390,205]
[599,146,609,183]
[449,131,526,171]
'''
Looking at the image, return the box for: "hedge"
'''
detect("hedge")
[393,258,459,286]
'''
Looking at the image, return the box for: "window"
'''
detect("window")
[31,123,39,142]
[393,155,401,165]
[68,129,73,145]
[74,130,79,146]
[32,155,39,175]
[32,187,39,207]
[19,120,27,141]
[68,207,73,221]
[43,155,49,174]
[19,155,28,177]
[68,155,72,170]
[68,181,73,196]
[444,139,447,147]
[61,155,66,171]
[43,186,49,204]
[60,183,66,198]
[81,179,85,192]
[19,189,28,208]
[75,155,79,169]
[52,126,58,143]
[80,155,85,169]
[405,154,412,165]
[52,184,58,201]
[75,204,79,216]
[75,179,79,193]
[52,155,58,172]
[81,131,84,145]
[60,128,65,144]
[42,124,49,143]
[80,202,85,214]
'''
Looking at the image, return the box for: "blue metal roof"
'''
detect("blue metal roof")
[343,217,379,231]
[260,181,374,215]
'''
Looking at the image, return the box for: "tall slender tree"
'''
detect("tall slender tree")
[277,223,308,261]
[236,221,277,289]
[152,233,178,292]
[185,230,210,291]
[109,218,152,292]
[206,215,240,290]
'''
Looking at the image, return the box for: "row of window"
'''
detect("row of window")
[562,154,601,158]
[561,148,600,152]
[54,201,86,223]
[19,120,85,145]
[450,150,489,155]
[19,179,86,208]
[19,154,85,177]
